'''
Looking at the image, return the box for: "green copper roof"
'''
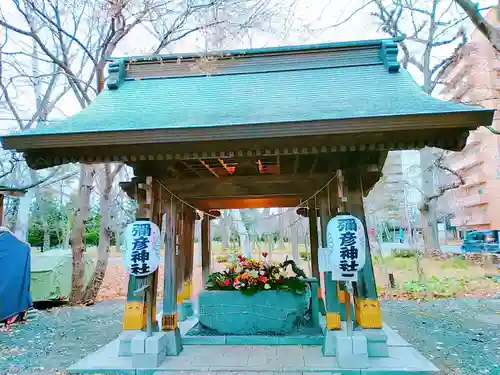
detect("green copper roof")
[2,38,493,142]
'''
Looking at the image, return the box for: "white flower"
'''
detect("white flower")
[248,270,259,278]
[259,270,266,275]
[264,284,271,290]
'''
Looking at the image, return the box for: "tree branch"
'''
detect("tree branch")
[455,0,500,52]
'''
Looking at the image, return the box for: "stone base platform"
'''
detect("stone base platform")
[67,324,439,375]
[179,316,323,346]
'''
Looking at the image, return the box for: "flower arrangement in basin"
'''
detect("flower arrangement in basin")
[199,253,311,334]
[205,253,309,296]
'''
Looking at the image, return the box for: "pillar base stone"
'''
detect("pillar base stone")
[164,328,183,356]
[322,330,339,356]
[336,335,369,369]
[118,330,141,357]
[131,332,169,368]
[322,323,389,359]
[355,328,389,357]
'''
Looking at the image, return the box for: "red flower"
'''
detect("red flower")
[218,282,223,286]
[258,276,269,283]
[238,255,246,262]
[224,279,231,286]
[262,252,268,258]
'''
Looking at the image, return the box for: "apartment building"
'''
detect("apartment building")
[365,150,421,231]
[439,9,500,234]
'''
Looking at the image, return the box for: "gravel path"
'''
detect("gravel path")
[1,299,499,375]
[382,299,500,375]
[0,301,124,375]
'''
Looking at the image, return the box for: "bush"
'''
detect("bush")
[391,248,417,258]
[300,251,310,261]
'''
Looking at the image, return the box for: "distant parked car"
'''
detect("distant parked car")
[461,230,500,253]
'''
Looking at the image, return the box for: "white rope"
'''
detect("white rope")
[155,171,339,221]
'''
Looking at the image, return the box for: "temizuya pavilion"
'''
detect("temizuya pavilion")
[2,38,494,374]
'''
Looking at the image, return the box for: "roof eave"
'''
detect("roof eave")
[2,110,493,153]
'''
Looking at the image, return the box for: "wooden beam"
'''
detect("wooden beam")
[159,173,334,200]
[196,196,301,209]
[199,159,220,178]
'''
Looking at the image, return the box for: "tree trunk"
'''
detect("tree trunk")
[291,224,299,261]
[221,224,230,248]
[420,202,439,253]
[114,230,121,253]
[232,209,252,257]
[64,211,72,249]
[267,234,273,261]
[14,191,33,242]
[7,198,20,232]
[70,164,94,305]
[42,219,50,251]
[82,164,120,304]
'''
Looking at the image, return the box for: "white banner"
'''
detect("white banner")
[124,220,161,277]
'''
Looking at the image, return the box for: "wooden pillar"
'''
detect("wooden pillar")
[346,170,382,329]
[308,199,319,281]
[181,209,196,301]
[320,193,342,329]
[201,213,211,286]
[123,177,159,331]
[175,209,185,303]
[0,193,4,226]
[336,170,349,322]
[162,200,178,330]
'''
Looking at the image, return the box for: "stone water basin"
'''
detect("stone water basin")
[198,288,311,335]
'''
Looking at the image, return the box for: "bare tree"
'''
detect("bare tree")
[371,0,471,251]
[82,163,123,304]
[455,0,500,54]
[1,0,288,303]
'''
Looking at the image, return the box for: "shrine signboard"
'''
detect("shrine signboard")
[319,214,366,281]
[124,220,161,276]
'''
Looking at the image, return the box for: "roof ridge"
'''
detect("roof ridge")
[107,37,404,64]
[120,61,385,84]
[107,38,402,90]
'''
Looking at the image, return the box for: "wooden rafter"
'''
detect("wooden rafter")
[257,159,264,174]
[199,159,219,178]
[180,161,203,177]
[293,155,300,175]
[309,155,319,176]
[218,159,235,175]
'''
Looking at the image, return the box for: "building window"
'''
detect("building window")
[483,208,488,214]
[478,188,485,195]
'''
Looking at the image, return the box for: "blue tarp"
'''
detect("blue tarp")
[0,230,32,321]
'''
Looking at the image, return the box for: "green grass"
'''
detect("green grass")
[439,257,469,270]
